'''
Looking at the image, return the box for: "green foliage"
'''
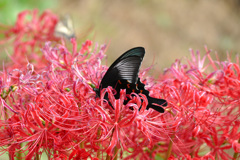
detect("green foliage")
[155,154,165,160]
[0,0,57,25]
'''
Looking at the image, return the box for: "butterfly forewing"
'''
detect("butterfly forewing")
[112,47,145,62]
[113,56,144,83]
[99,47,145,90]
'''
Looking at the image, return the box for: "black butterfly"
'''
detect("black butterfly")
[95,47,167,113]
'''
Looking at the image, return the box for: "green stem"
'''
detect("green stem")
[105,128,117,160]
[113,146,118,160]
[164,110,175,160]
[47,150,51,160]
[9,153,11,160]
[97,128,101,159]
[233,138,240,159]
[80,141,84,149]
[15,143,22,160]
[106,154,111,160]
[105,146,118,160]
[190,137,196,158]
[35,152,39,160]
[165,139,173,160]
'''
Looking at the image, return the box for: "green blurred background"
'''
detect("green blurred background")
[1,0,240,71]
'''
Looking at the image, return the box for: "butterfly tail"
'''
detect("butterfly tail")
[147,96,167,113]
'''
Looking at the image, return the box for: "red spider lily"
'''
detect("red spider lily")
[0,9,59,69]
[156,47,240,159]
[0,9,240,160]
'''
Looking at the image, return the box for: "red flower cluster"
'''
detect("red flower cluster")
[0,9,59,69]
[159,47,240,159]
[0,10,239,160]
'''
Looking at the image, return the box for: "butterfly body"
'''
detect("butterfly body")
[95,47,167,113]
